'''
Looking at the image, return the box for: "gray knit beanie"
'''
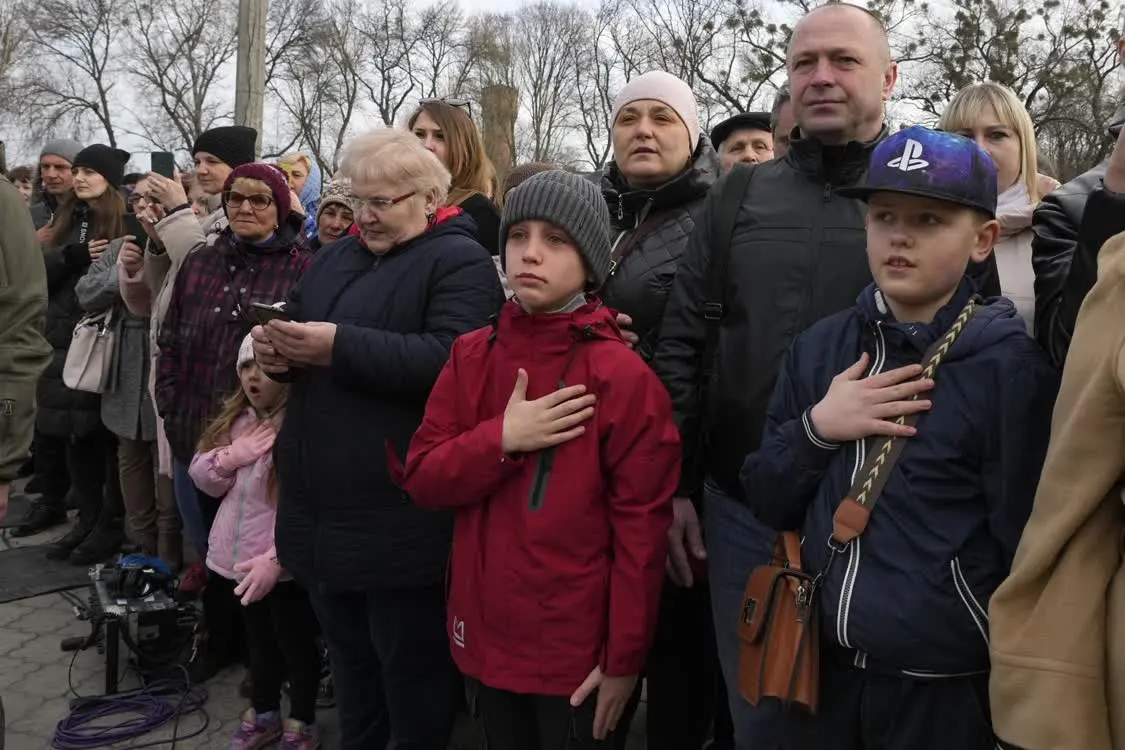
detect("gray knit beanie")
[500,170,613,290]
[40,138,83,165]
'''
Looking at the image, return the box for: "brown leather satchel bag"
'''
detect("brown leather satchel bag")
[736,298,980,715]
[737,530,819,712]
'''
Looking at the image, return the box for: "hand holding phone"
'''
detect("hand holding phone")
[251,302,292,326]
[123,213,147,243]
[151,152,176,179]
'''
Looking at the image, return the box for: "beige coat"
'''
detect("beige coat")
[119,204,226,476]
[989,230,1125,750]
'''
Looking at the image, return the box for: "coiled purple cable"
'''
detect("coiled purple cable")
[50,680,208,749]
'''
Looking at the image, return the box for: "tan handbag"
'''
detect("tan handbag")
[737,298,980,715]
[63,307,116,393]
[737,530,819,712]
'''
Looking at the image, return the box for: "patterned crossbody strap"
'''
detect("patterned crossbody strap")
[831,298,979,546]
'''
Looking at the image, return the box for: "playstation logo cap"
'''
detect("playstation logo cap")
[838,125,999,217]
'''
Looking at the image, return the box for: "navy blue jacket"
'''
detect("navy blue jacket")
[274,214,505,590]
[740,279,1058,676]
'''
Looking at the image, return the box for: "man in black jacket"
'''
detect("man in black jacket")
[652,4,899,746]
[1032,100,1125,369]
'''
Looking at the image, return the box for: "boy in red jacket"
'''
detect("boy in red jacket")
[402,170,680,749]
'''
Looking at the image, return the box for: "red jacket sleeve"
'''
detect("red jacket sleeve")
[403,338,524,509]
[598,356,680,677]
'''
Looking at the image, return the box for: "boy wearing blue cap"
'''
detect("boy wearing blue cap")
[739,126,1059,749]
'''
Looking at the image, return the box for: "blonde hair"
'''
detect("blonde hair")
[938,82,1042,201]
[407,102,497,206]
[278,152,314,172]
[337,129,451,206]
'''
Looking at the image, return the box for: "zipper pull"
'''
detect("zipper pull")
[823,183,832,201]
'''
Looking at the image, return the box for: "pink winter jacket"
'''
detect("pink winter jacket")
[189,409,283,581]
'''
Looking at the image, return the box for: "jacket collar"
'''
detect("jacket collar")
[601,137,721,226]
[787,124,890,185]
[492,296,624,356]
[220,219,306,257]
[857,277,977,356]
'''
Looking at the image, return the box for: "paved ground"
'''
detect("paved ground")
[0,510,647,749]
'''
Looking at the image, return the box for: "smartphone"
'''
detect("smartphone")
[123,213,146,242]
[251,301,292,326]
[151,152,176,179]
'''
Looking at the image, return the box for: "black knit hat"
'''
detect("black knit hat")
[192,126,258,168]
[72,145,131,189]
[500,170,613,290]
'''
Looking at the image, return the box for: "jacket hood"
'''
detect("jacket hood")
[299,160,323,211]
[600,136,721,221]
[787,124,891,184]
[1109,102,1124,138]
[494,296,625,354]
[857,276,1026,361]
[299,161,323,238]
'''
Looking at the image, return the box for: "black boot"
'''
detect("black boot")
[10,501,68,538]
[69,522,125,566]
[46,521,94,560]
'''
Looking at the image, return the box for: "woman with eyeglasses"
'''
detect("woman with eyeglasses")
[118,125,259,599]
[408,98,502,256]
[251,128,504,750]
[154,162,312,679]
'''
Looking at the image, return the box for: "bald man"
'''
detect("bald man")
[653,4,898,747]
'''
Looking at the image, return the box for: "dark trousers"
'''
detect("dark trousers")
[786,655,997,750]
[239,580,321,725]
[201,567,248,666]
[68,429,123,527]
[309,583,458,750]
[615,581,733,750]
[467,678,610,750]
[29,431,69,506]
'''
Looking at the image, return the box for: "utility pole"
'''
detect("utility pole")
[235,0,268,156]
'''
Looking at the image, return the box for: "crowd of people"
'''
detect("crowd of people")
[0,2,1124,749]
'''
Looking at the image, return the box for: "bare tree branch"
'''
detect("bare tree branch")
[128,0,238,152]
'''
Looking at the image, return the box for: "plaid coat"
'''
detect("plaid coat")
[155,222,312,463]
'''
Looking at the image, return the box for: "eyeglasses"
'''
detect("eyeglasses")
[420,96,473,117]
[224,190,274,211]
[347,192,416,214]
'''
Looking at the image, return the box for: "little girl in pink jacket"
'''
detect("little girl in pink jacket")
[188,334,319,750]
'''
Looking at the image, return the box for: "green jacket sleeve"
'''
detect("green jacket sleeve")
[0,177,52,483]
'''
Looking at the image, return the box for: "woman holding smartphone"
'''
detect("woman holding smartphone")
[154,162,312,680]
[75,181,183,572]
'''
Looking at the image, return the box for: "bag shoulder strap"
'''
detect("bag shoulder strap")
[831,299,980,545]
[609,201,663,274]
[701,164,756,380]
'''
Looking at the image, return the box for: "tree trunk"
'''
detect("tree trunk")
[481,84,518,191]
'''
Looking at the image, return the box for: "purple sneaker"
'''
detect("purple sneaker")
[229,709,282,749]
[279,718,320,749]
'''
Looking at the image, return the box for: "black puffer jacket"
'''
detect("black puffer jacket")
[274,213,504,591]
[1032,103,1125,369]
[599,139,720,362]
[38,202,102,438]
